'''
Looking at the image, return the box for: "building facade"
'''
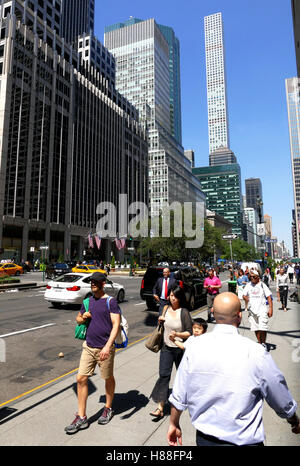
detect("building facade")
[209,146,237,166]
[192,164,242,236]
[104,18,205,217]
[286,77,300,257]
[292,0,300,78]
[204,12,230,154]
[244,208,259,250]
[0,1,148,262]
[245,178,264,217]
[61,0,94,45]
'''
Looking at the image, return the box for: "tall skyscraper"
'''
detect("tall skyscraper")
[291,0,300,78]
[245,178,264,217]
[286,77,300,256]
[204,12,230,154]
[157,23,182,144]
[104,18,205,217]
[61,0,94,45]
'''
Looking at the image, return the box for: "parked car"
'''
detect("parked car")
[0,262,23,276]
[46,263,71,279]
[71,264,107,274]
[44,273,125,307]
[140,266,206,311]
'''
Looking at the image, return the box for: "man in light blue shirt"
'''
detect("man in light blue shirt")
[167,292,300,446]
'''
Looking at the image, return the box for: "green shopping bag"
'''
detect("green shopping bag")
[75,298,90,340]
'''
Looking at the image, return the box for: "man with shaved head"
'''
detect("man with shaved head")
[167,292,300,446]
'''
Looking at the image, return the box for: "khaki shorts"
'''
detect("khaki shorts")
[248,310,269,332]
[78,341,116,379]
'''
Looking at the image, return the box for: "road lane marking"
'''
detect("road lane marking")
[134,302,146,306]
[0,305,208,409]
[0,323,56,338]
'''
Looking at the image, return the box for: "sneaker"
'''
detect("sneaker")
[65,414,88,434]
[98,407,114,425]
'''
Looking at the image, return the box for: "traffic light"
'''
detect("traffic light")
[264,252,268,257]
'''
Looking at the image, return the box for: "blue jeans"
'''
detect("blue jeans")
[196,430,264,446]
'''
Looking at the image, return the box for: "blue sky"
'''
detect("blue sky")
[94,0,295,253]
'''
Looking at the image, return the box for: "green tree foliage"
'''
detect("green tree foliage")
[221,238,259,261]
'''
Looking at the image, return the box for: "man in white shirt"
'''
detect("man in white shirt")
[167,292,300,446]
[243,270,272,348]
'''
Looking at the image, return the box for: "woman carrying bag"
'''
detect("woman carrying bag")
[149,286,192,418]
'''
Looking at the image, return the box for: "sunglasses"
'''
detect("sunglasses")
[250,276,259,279]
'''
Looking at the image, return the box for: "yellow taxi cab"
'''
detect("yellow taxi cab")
[71,264,107,275]
[0,263,23,276]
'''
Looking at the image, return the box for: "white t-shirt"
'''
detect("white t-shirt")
[287,266,294,274]
[243,281,271,316]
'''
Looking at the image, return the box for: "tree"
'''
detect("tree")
[221,238,259,262]
[137,215,226,264]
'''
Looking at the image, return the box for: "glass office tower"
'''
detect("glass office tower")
[192,164,242,236]
[204,12,230,155]
[286,77,300,256]
[105,18,205,217]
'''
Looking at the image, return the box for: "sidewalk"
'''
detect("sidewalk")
[0,286,299,447]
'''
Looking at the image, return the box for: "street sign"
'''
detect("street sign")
[264,238,276,243]
[127,247,135,251]
[40,246,49,250]
[222,234,238,240]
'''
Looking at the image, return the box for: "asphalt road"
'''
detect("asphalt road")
[0,272,228,405]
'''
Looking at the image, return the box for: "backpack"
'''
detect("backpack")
[106,296,129,349]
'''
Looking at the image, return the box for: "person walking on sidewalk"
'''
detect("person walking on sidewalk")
[149,286,192,419]
[287,264,295,284]
[153,268,178,315]
[167,292,300,447]
[65,272,121,434]
[203,268,222,323]
[243,270,273,349]
[276,267,289,312]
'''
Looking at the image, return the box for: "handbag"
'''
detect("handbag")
[106,297,129,349]
[75,297,90,340]
[145,305,168,353]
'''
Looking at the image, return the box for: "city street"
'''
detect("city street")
[0,271,226,405]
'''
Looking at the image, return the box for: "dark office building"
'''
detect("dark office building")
[245,178,264,217]
[61,0,94,45]
[0,1,148,262]
[192,164,242,237]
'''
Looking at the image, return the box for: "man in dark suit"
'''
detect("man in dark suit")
[153,268,178,315]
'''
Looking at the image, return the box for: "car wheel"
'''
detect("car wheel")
[189,293,195,311]
[117,289,125,303]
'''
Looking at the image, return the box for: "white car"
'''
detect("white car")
[44,273,125,307]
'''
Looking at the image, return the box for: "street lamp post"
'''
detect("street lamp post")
[256,196,265,272]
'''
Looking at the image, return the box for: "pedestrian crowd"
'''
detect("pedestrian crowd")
[64,265,300,446]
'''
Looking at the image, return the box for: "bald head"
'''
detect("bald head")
[212,292,242,326]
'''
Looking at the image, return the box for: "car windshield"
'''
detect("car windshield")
[55,263,68,269]
[87,266,99,269]
[53,275,81,283]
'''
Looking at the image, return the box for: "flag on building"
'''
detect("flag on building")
[95,235,102,249]
[115,238,122,250]
[88,234,94,249]
[120,238,126,249]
